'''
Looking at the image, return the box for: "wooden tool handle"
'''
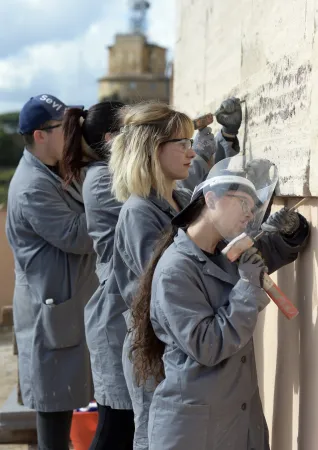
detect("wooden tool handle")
[193,113,214,130]
[288,198,307,212]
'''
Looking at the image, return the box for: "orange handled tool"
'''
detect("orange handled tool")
[193,100,246,130]
[222,198,307,320]
[262,274,299,319]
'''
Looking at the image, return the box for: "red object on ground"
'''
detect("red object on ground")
[70,411,98,450]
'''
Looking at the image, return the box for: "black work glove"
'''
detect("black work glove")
[215,97,242,135]
[261,207,300,236]
[193,126,216,163]
[238,247,268,288]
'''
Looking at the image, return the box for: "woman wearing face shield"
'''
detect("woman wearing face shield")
[130,156,309,450]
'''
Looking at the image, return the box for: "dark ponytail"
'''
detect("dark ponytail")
[62,101,124,185]
[62,108,87,184]
[130,225,178,386]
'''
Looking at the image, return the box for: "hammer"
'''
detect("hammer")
[222,198,307,320]
[193,100,246,130]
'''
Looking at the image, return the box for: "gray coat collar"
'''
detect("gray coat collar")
[23,149,84,203]
[174,229,238,285]
[148,188,190,217]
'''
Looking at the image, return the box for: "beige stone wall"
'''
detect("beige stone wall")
[174,0,318,196]
[107,34,167,76]
[253,198,317,450]
[175,1,318,448]
[100,33,169,104]
[145,46,167,74]
[108,34,146,75]
[98,78,170,103]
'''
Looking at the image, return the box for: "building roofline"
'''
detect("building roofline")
[106,34,167,51]
[98,74,170,82]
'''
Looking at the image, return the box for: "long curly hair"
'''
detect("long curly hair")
[129,226,178,386]
[130,195,208,385]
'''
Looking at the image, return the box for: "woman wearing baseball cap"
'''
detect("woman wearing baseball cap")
[130,156,309,450]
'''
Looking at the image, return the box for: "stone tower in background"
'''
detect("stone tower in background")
[98,1,170,104]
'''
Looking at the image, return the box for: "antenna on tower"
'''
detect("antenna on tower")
[129,0,150,35]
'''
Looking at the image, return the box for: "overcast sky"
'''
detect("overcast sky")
[0,0,176,113]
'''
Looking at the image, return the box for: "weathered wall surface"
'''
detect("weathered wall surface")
[174,0,318,196]
[253,198,318,450]
[175,1,318,449]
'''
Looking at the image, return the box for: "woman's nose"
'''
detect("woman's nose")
[187,147,196,159]
[246,210,255,221]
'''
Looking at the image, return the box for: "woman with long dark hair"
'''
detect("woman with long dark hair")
[62,101,137,450]
[131,157,309,450]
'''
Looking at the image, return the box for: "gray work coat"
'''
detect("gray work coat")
[82,139,227,410]
[6,150,98,412]
[85,185,191,411]
[117,189,192,448]
[148,228,308,450]
[116,132,239,448]
[82,133,238,418]
[82,161,130,409]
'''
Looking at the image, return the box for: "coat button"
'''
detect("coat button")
[241,403,247,411]
[241,356,246,363]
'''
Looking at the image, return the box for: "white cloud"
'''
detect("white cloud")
[0,0,176,113]
[0,0,111,57]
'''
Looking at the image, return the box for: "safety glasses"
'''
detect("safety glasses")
[162,138,194,152]
[40,124,62,131]
[225,194,256,215]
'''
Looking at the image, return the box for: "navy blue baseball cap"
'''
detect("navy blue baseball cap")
[19,94,68,135]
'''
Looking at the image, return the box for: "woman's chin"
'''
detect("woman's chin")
[178,168,191,180]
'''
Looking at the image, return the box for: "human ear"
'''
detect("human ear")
[33,130,47,144]
[205,191,216,209]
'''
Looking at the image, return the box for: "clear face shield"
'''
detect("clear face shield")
[193,156,278,242]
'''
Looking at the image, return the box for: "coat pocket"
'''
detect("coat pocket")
[149,397,209,450]
[41,296,83,350]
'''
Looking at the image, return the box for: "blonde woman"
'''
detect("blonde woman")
[106,101,241,449]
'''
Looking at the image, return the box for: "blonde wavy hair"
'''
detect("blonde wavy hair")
[109,101,194,202]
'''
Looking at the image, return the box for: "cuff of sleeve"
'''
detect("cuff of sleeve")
[221,129,238,142]
[281,214,309,247]
[235,278,263,294]
[194,153,210,166]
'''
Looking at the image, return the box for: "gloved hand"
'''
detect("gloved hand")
[193,126,216,163]
[215,97,242,135]
[238,247,268,288]
[261,207,300,236]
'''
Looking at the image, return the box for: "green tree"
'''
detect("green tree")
[0,112,23,166]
